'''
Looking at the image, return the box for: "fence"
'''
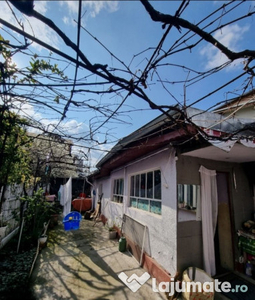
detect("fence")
[0,184,32,247]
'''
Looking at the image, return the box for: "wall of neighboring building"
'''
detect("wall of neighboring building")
[214,93,255,120]
[176,154,253,273]
[221,106,255,120]
[93,147,178,276]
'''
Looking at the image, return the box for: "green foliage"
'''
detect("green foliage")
[20,189,56,245]
[0,34,17,81]
[1,34,67,85]
[24,56,68,83]
[0,33,70,208]
[0,110,32,189]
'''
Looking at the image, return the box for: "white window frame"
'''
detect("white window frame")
[112,178,124,203]
[177,184,200,211]
[129,169,162,215]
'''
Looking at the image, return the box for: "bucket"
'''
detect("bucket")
[182,267,214,300]
[63,212,82,231]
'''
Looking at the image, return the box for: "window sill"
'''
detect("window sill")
[178,207,196,213]
[128,206,162,218]
[111,201,123,205]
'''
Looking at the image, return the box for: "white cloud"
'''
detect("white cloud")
[1,97,107,170]
[1,2,60,51]
[34,1,47,14]
[60,1,79,14]
[61,0,119,23]
[62,16,70,25]
[47,119,84,136]
[7,99,83,136]
[83,1,119,17]
[11,100,42,122]
[200,24,250,70]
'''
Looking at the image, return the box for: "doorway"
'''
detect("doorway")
[215,172,234,274]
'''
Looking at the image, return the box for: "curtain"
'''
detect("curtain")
[62,177,72,217]
[199,166,218,276]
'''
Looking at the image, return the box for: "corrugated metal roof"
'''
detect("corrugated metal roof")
[187,107,255,137]
[96,108,180,167]
[96,106,255,170]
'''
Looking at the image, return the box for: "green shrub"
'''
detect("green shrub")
[20,189,56,246]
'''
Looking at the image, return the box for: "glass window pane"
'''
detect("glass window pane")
[140,173,146,197]
[147,172,153,198]
[130,197,137,208]
[116,179,120,194]
[135,175,140,197]
[192,185,197,208]
[154,170,161,199]
[138,199,149,211]
[177,184,184,203]
[130,170,162,215]
[187,184,192,207]
[177,184,199,210]
[119,179,123,195]
[113,180,117,195]
[130,176,134,196]
[150,200,162,215]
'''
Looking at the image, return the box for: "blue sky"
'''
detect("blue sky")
[1,0,255,168]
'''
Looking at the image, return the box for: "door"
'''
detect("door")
[215,172,234,274]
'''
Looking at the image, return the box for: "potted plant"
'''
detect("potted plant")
[39,234,48,249]
[108,226,117,239]
[106,219,117,239]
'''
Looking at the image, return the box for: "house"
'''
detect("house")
[90,106,255,282]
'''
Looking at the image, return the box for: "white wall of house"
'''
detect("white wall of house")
[94,147,178,276]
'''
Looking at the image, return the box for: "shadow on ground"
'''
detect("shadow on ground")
[30,217,165,300]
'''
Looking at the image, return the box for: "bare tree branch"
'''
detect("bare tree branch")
[140,0,255,61]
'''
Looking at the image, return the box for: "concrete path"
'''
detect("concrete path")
[30,218,166,300]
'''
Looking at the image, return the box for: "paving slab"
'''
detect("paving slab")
[30,218,166,300]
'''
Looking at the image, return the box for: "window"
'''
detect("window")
[130,169,162,215]
[177,184,200,211]
[112,178,124,203]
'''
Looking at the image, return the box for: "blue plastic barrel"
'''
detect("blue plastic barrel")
[63,211,82,231]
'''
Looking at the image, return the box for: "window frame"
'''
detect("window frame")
[177,183,200,211]
[112,178,124,204]
[129,169,162,215]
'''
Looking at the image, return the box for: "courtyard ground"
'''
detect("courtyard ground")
[30,217,166,300]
